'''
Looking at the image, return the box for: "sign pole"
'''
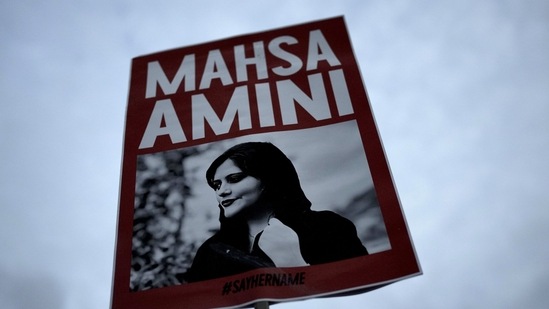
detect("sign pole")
[254,301,269,309]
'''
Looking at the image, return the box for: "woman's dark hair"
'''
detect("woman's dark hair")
[206,142,311,217]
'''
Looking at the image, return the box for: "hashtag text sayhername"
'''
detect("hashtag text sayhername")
[221,272,305,295]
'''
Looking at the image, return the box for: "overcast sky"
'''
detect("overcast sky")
[1,1,548,308]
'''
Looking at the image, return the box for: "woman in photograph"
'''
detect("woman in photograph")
[184,142,368,283]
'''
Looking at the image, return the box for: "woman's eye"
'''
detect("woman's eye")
[227,173,245,183]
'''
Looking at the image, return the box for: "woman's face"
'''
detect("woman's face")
[212,159,263,219]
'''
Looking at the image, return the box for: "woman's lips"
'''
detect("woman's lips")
[221,199,236,207]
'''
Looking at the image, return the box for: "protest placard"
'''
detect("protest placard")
[111,16,421,309]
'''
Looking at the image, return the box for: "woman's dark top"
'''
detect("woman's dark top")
[184,210,367,283]
[184,226,275,283]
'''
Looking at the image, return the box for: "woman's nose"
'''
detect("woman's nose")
[217,183,231,196]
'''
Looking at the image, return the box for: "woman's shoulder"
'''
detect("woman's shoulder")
[295,210,368,264]
[305,210,356,227]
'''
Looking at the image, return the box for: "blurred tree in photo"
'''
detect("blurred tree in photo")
[130,148,201,291]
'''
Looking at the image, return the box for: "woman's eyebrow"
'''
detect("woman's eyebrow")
[227,172,245,177]
[213,172,242,181]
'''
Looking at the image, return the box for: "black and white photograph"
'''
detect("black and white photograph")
[130,121,390,291]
